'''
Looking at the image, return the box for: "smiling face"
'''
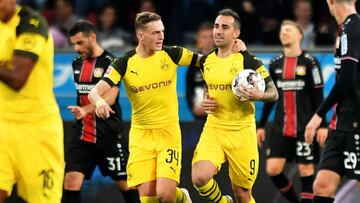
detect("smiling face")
[137,19,164,51]
[213,15,240,48]
[279,24,303,47]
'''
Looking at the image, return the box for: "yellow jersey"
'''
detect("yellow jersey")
[0,6,59,121]
[103,46,197,129]
[200,50,271,130]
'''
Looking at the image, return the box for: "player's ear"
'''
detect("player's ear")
[136,31,143,41]
[90,32,97,43]
[233,29,240,39]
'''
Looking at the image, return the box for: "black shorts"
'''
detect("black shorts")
[319,130,360,179]
[267,131,319,164]
[65,124,129,181]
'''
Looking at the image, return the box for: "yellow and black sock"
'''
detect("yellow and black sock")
[140,196,159,203]
[194,179,227,202]
[175,188,186,203]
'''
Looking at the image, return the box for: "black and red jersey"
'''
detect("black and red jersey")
[316,14,360,132]
[258,52,326,137]
[72,50,123,143]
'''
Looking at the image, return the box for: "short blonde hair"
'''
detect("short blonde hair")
[134,12,161,31]
[280,20,304,37]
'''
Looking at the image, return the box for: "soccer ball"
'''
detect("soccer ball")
[232,69,266,101]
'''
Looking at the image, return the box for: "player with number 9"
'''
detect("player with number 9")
[192,9,278,203]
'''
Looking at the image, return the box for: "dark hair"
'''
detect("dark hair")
[68,20,97,37]
[134,11,161,31]
[217,8,241,29]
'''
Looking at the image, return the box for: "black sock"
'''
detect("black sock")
[270,173,300,203]
[122,189,140,203]
[313,196,334,203]
[300,175,314,203]
[61,190,81,203]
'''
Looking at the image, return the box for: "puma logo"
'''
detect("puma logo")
[130,70,138,76]
[170,166,176,173]
[29,18,40,27]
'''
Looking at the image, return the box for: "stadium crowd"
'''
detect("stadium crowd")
[19,0,352,50]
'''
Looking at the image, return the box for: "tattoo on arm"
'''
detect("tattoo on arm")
[261,81,278,102]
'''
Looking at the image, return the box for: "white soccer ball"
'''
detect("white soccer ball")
[232,69,266,101]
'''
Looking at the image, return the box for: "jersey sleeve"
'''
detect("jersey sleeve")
[163,46,198,66]
[102,57,127,87]
[341,21,360,62]
[13,10,49,61]
[102,50,134,87]
[308,56,324,88]
[242,51,272,84]
[199,54,209,73]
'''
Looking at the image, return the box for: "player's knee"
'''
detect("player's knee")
[266,164,283,177]
[63,172,84,190]
[116,180,129,192]
[233,187,251,203]
[192,164,214,187]
[157,188,176,203]
[191,171,212,187]
[298,164,314,177]
[313,178,335,196]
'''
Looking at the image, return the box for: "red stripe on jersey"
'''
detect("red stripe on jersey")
[329,105,338,130]
[79,59,96,82]
[80,95,96,143]
[79,59,96,143]
[283,57,297,137]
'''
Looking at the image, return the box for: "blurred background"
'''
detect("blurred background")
[20,0,345,50]
[6,0,360,202]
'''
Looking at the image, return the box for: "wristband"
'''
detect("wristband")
[95,99,107,107]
